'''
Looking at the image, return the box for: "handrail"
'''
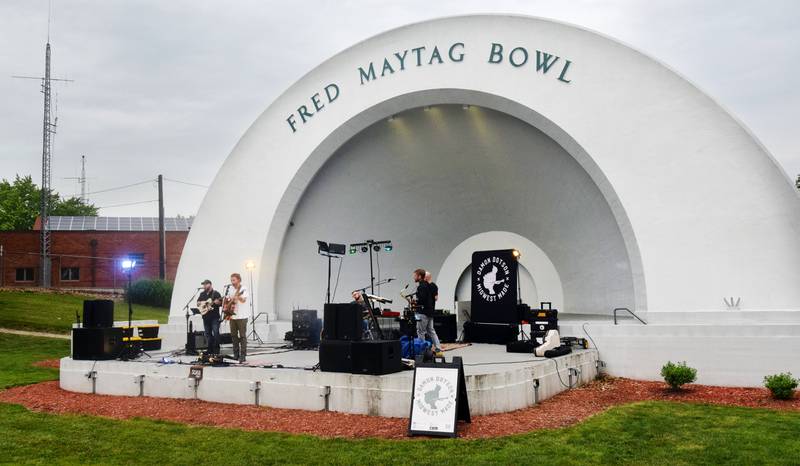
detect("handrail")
[613,307,647,325]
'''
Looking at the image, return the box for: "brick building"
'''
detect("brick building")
[0,216,191,289]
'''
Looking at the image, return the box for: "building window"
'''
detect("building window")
[61,267,80,281]
[127,253,145,261]
[15,268,34,282]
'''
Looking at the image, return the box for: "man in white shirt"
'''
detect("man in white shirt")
[224,272,250,362]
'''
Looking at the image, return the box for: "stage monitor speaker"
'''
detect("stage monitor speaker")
[319,340,352,373]
[82,300,114,328]
[323,303,362,341]
[351,340,402,375]
[72,327,124,360]
[463,321,519,344]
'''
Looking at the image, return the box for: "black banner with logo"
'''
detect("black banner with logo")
[470,249,518,324]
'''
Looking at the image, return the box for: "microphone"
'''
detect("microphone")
[387,277,396,282]
[403,284,409,290]
[196,287,203,290]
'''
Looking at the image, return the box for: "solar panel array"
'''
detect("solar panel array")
[47,216,193,232]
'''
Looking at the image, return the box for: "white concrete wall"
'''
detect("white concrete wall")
[171,15,800,329]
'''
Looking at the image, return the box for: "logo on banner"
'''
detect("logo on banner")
[475,256,511,302]
[414,375,456,418]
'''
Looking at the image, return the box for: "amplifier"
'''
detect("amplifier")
[82,300,114,328]
[137,325,159,339]
[185,331,207,354]
[351,340,402,375]
[319,340,352,373]
[463,321,519,344]
[293,318,322,349]
[323,303,362,341]
[433,314,457,343]
[292,309,318,329]
[72,327,123,360]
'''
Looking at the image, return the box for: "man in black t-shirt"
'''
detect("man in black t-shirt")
[413,268,442,354]
[197,279,222,354]
[425,271,439,305]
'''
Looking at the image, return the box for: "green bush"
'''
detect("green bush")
[126,278,173,308]
[660,361,697,390]
[763,372,798,400]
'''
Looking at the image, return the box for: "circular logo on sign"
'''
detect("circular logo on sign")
[414,375,456,416]
[475,256,511,302]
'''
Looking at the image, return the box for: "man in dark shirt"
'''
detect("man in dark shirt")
[413,268,442,354]
[197,279,222,354]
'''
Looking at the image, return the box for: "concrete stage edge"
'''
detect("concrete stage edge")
[59,342,598,418]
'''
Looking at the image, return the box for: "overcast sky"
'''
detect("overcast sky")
[1,0,798,217]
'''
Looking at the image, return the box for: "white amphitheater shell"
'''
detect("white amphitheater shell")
[168,15,800,386]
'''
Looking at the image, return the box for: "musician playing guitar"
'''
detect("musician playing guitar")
[197,279,222,355]
[223,273,250,362]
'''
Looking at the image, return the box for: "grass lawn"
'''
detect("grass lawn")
[0,289,169,334]
[0,333,69,389]
[1,333,799,464]
[0,401,798,465]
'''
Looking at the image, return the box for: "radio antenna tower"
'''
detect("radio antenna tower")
[65,155,87,201]
[12,4,74,287]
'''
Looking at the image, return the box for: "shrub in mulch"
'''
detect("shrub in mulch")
[1,377,799,440]
[763,372,798,400]
[660,361,697,390]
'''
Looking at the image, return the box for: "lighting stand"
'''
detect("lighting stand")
[247,267,263,343]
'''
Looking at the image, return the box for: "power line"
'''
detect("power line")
[86,179,154,196]
[96,199,158,209]
[163,177,209,189]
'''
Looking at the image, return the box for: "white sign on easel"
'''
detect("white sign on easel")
[408,356,470,437]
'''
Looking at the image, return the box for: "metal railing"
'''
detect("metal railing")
[613,307,647,325]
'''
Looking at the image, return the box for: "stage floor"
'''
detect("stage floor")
[60,342,599,417]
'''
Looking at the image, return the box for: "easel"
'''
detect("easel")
[408,356,471,437]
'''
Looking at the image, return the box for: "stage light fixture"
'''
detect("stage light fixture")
[317,240,329,254]
[121,259,136,271]
[512,249,521,259]
[349,246,357,255]
[361,246,369,253]
[245,260,256,271]
[373,245,381,252]
[384,244,393,252]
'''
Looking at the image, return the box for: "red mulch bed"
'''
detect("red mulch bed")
[32,359,60,369]
[1,378,797,439]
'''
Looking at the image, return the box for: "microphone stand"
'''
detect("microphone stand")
[183,288,201,355]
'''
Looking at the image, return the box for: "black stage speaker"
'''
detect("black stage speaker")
[72,327,123,360]
[351,340,402,375]
[506,340,538,353]
[319,340,352,373]
[433,314,458,343]
[186,331,207,354]
[323,303,362,341]
[82,300,114,328]
[463,321,519,344]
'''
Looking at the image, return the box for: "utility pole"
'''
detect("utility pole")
[157,174,166,280]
